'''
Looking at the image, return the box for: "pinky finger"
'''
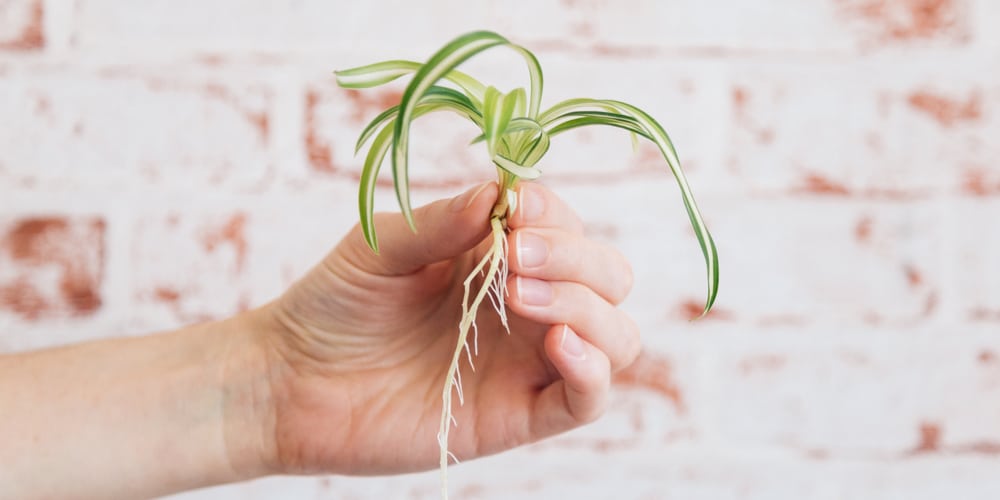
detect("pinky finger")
[530,325,611,440]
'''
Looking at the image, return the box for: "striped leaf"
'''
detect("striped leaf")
[493,154,541,180]
[335,59,487,105]
[392,31,511,230]
[605,100,719,315]
[337,31,719,315]
[355,86,482,153]
[359,98,486,251]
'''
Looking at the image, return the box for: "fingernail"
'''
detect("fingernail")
[516,231,548,269]
[517,276,553,306]
[518,185,544,223]
[560,325,587,361]
[449,183,491,212]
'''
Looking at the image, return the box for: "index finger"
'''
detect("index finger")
[507,182,584,235]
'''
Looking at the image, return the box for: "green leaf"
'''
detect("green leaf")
[393,31,510,230]
[335,59,488,106]
[358,121,396,252]
[538,97,621,124]
[545,110,651,139]
[354,86,482,154]
[521,129,550,167]
[358,100,485,251]
[493,154,541,180]
[607,100,719,315]
[509,45,543,118]
[335,59,420,88]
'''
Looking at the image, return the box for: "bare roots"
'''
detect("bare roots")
[437,214,510,499]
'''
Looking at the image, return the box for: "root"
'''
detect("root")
[437,213,510,499]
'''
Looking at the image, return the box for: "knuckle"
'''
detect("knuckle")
[617,258,634,304]
[622,320,642,368]
[571,387,608,425]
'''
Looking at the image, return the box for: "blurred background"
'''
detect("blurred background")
[2,0,999,498]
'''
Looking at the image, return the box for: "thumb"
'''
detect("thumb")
[351,182,498,275]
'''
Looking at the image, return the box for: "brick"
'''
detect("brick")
[834,0,973,47]
[946,198,1000,322]
[546,182,943,325]
[0,68,272,190]
[725,58,1000,197]
[0,215,105,320]
[67,0,974,54]
[529,345,708,454]
[166,451,1000,499]
[973,0,1000,49]
[125,186,361,329]
[713,329,1000,455]
[69,0,497,53]
[300,82,495,189]
[0,0,43,50]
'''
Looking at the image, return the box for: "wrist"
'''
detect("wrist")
[217,305,283,479]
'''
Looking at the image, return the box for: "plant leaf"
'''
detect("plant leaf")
[392,31,510,230]
[359,100,486,251]
[358,121,396,252]
[606,100,719,315]
[538,97,622,124]
[493,154,541,179]
[355,86,482,153]
[335,59,421,88]
[545,110,651,139]
[521,129,550,167]
[335,59,487,105]
[508,45,543,118]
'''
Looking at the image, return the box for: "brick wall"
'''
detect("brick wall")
[2,1,999,498]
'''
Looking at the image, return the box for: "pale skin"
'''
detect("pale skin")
[0,182,640,499]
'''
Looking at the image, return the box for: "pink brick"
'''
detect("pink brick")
[66,0,974,54]
[301,83,494,190]
[0,215,104,320]
[546,182,941,325]
[0,0,43,50]
[0,69,272,189]
[835,0,972,47]
[126,190,360,329]
[725,59,1000,196]
[69,0,496,53]
[948,199,1000,322]
[714,330,1000,455]
[529,346,707,454]
[973,0,1000,49]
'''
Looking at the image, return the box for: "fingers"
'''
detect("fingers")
[530,325,611,436]
[507,183,584,235]
[345,182,498,275]
[508,277,641,372]
[509,227,634,305]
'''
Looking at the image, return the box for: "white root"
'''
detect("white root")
[438,211,512,500]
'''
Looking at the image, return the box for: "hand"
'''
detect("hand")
[257,182,639,475]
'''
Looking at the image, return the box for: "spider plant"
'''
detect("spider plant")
[335,30,719,498]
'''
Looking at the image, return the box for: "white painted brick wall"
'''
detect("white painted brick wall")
[3,0,1000,498]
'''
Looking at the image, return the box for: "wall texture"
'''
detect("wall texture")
[2,0,1000,498]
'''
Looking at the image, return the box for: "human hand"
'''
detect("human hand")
[256,182,639,475]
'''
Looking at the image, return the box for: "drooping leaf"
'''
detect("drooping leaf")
[355,86,482,153]
[545,110,651,139]
[493,153,541,180]
[606,100,719,315]
[339,31,718,316]
[392,31,511,230]
[359,98,485,251]
[335,59,487,105]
